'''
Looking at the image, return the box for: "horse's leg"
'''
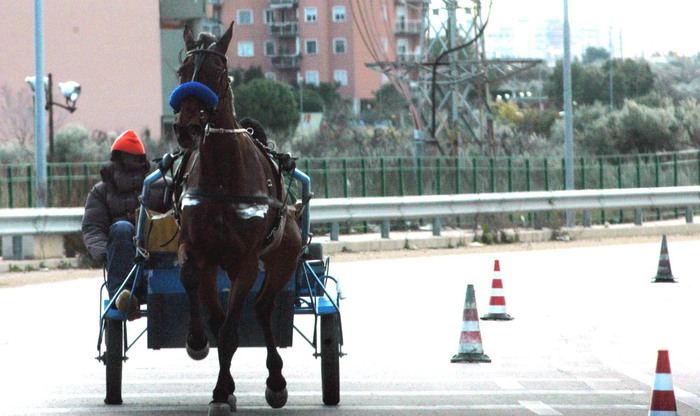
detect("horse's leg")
[258,224,302,408]
[179,250,216,360]
[254,269,289,409]
[210,259,258,410]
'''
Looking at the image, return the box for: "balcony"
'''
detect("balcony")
[270,0,298,8]
[397,52,422,63]
[395,19,422,36]
[270,54,301,70]
[395,0,430,5]
[269,21,298,37]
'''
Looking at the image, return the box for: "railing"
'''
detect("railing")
[395,19,422,35]
[2,186,699,237]
[2,152,700,208]
[270,54,301,69]
[269,21,298,37]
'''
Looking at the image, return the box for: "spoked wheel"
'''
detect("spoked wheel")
[104,318,124,405]
[320,313,340,405]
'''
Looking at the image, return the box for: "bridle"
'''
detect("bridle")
[170,43,244,139]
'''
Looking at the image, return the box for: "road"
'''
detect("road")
[1,238,699,415]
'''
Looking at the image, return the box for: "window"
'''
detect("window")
[264,9,275,24]
[397,38,408,55]
[332,6,345,22]
[333,38,347,54]
[237,41,254,57]
[265,72,277,81]
[264,40,276,56]
[237,9,253,25]
[305,39,318,55]
[305,70,320,86]
[305,7,317,22]
[333,70,348,86]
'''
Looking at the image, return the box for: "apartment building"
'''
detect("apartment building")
[216,0,426,111]
[0,1,426,143]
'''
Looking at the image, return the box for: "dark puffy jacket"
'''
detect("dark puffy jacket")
[81,162,171,261]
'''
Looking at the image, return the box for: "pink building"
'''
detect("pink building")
[0,1,162,142]
[0,1,425,144]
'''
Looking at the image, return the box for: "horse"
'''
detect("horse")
[169,22,303,414]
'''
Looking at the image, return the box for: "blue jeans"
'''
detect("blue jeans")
[106,221,136,299]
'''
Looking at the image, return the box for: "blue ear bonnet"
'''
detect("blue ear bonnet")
[169,81,219,113]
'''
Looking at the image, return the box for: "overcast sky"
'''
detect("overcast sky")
[480,0,700,57]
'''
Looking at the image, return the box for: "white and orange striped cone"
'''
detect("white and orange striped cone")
[451,284,491,363]
[649,349,677,415]
[652,235,677,283]
[481,260,514,320]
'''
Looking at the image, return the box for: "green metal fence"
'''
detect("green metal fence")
[1,152,699,208]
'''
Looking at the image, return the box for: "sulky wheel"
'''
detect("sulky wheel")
[104,318,124,405]
[320,313,340,405]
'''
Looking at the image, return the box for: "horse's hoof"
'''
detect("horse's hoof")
[186,340,210,360]
[228,394,237,412]
[265,386,288,409]
[207,402,231,416]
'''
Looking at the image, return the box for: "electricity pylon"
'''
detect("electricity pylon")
[368,0,542,156]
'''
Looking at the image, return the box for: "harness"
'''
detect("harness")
[164,41,297,249]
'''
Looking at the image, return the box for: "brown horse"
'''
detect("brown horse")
[170,23,302,414]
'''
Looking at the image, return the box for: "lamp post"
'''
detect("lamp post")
[25,73,81,161]
[563,0,574,227]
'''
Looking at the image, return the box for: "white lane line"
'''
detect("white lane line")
[613,368,700,410]
[4,404,649,415]
[63,377,623,385]
[519,400,563,415]
[42,389,648,400]
[494,377,525,389]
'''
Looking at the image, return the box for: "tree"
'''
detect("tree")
[0,85,34,148]
[53,124,104,162]
[582,46,610,64]
[611,101,681,154]
[229,66,265,89]
[233,78,299,132]
[546,58,654,109]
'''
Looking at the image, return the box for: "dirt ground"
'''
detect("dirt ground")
[1,233,692,289]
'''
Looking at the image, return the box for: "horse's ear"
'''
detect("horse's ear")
[215,21,235,53]
[184,25,196,51]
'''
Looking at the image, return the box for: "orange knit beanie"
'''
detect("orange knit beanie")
[111,130,145,155]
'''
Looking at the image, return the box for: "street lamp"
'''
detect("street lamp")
[25,73,81,160]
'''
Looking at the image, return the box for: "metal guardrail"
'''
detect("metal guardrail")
[1,186,699,237]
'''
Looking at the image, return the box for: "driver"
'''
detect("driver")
[81,130,170,320]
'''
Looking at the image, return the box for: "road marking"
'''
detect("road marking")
[4,404,649,415]
[494,377,525,389]
[64,376,623,385]
[611,367,700,410]
[520,400,562,415]
[42,388,648,400]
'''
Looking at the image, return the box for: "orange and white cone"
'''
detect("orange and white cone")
[481,260,514,320]
[451,284,491,363]
[649,350,677,415]
[653,235,677,283]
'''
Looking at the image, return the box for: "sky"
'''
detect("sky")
[479,0,700,57]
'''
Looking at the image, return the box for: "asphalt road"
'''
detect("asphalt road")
[1,238,699,415]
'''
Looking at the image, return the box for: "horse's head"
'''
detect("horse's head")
[171,22,234,149]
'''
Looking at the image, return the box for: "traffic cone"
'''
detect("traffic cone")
[649,350,677,416]
[652,235,677,283]
[451,284,491,363]
[481,260,514,320]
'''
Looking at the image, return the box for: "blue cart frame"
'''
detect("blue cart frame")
[96,167,344,406]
